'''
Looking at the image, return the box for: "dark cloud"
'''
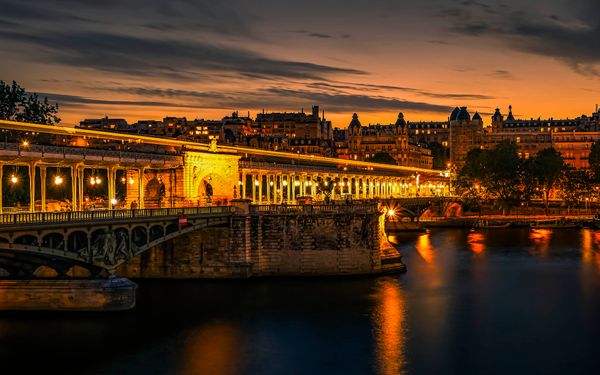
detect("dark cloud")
[286,30,351,39]
[309,82,495,100]
[39,92,209,109]
[76,84,453,115]
[0,30,366,80]
[445,0,600,76]
[262,88,452,113]
[489,70,514,80]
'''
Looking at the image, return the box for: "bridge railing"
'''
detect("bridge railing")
[0,206,233,226]
[249,202,378,214]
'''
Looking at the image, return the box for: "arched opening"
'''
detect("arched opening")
[14,235,38,246]
[33,265,59,278]
[67,231,88,254]
[149,225,165,242]
[145,178,165,208]
[132,226,148,248]
[166,223,179,235]
[42,233,65,251]
[198,174,229,206]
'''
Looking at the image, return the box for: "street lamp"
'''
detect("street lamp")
[10,175,18,184]
[54,175,63,186]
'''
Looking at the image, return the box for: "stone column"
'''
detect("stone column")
[40,166,47,212]
[70,166,77,211]
[286,175,291,203]
[78,166,84,211]
[251,174,256,203]
[29,163,36,212]
[241,172,247,199]
[138,168,145,209]
[258,173,263,204]
[266,174,271,204]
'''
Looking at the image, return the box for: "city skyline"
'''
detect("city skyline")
[1,0,600,126]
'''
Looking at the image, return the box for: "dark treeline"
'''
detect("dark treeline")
[455,140,600,215]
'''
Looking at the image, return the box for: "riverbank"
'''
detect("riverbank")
[419,215,598,228]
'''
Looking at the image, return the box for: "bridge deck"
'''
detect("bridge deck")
[0,206,233,228]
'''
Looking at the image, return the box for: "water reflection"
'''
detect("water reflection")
[467,232,485,254]
[415,233,434,263]
[372,278,406,375]
[582,229,600,274]
[181,322,239,375]
[529,229,552,255]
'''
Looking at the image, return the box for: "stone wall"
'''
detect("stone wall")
[118,205,403,278]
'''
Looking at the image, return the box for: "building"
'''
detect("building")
[254,106,332,140]
[448,107,483,169]
[79,117,128,130]
[346,112,433,169]
[407,121,449,147]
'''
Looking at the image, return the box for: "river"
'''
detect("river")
[1,228,599,374]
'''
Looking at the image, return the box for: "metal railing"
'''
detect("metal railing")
[0,205,233,226]
[249,202,378,214]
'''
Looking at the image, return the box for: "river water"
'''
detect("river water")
[1,228,600,374]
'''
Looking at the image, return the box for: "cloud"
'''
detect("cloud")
[0,30,366,81]
[309,81,495,100]
[489,70,514,80]
[261,88,452,113]
[286,30,351,39]
[444,0,600,76]
[38,92,210,109]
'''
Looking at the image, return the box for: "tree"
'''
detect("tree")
[559,168,592,213]
[366,152,397,165]
[457,141,524,215]
[589,140,600,177]
[530,147,564,215]
[0,80,60,125]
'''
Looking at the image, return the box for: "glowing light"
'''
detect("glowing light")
[254,180,259,186]
[270,181,274,186]
[110,198,117,206]
[128,177,135,185]
[10,175,18,184]
[95,176,101,184]
[121,177,126,183]
[238,180,243,185]
[54,175,63,185]
[388,209,395,217]
[21,140,29,147]
[283,180,288,186]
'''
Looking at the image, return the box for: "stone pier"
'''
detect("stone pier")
[118,201,405,278]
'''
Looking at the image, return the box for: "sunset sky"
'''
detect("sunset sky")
[1,0,599,127]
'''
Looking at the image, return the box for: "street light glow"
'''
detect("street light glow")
[54,175,63,185]
[10,175,18,184]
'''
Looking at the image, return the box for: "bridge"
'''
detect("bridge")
[0,119,451,310]
[0,119,450,213]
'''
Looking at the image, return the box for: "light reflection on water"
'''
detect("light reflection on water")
[0,228,600,374]
[371,278,406,375]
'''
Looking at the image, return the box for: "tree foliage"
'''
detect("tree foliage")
[589,140,600,177]
[458,141,524,214]
[530,147,564,215]
[0,80,60,125]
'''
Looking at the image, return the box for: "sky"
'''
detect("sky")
[1,0,599,127]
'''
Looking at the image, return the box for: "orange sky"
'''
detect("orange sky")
[1,0,599,127]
